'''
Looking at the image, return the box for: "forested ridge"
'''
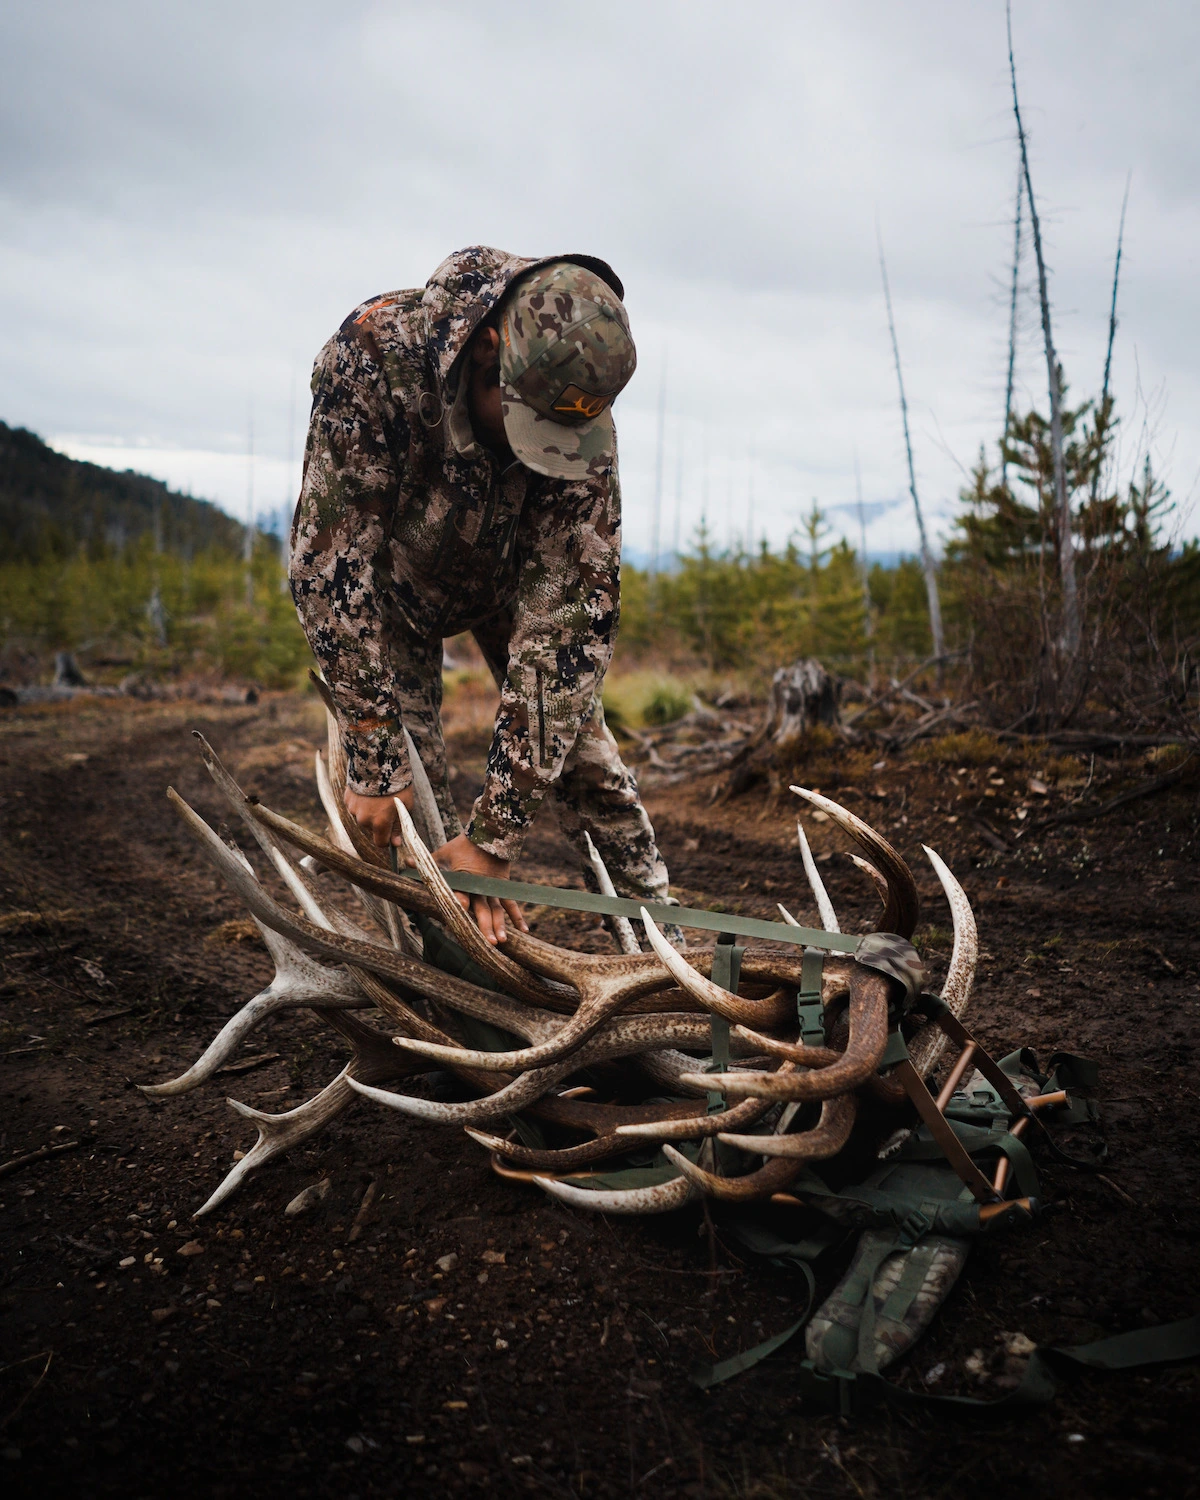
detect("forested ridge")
[0,420,245,562]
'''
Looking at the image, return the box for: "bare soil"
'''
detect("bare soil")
[1,692,1197,1499]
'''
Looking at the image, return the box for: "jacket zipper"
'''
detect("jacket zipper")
[535,667,546,767]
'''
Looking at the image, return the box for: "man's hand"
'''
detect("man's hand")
[433,833,529,947]
[344,787,414,849]
[343,790,526,944]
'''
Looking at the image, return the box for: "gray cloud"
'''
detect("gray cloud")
[2,0,1196,556]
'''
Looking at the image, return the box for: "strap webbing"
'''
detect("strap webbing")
[691,1291,813,1390]
[437,870,859,952]
[690,1218,844,1388]
[796,946,825,1046]
[797,1313,1200,1413]
[708,935,742,1112]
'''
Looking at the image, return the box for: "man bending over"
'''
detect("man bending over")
[290,246,675,946]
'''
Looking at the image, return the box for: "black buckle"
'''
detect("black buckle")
[896,1207,935,1249]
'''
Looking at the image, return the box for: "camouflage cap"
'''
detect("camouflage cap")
[498,262,637,480]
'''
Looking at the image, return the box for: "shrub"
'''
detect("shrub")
[603,671,694,731]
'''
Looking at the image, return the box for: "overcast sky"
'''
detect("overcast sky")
[2,0,1197,560]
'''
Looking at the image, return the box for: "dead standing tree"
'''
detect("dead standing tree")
[1089,171,1132,510]
[1002,162,1024,491]
[1007,1,1080,663]
[877,232,946,663]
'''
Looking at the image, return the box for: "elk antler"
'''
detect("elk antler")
[392,797,564,1007]
[666,1093,859,1197]
[637,910,806,1029]
[356,1012,769,1126]
[792,787,919,938]
[193,1010,425,1218]
[532,1172,698,1216]
[138,921,366,1098]
[797,819,841,935]
[583,829,641,955]
[683,966,891,1102]
[907,844,978,1079]
[612,1069,796,1143]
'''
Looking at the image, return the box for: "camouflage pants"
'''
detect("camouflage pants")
[384,607,673,912]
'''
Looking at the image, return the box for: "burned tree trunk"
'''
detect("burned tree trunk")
[766,659,841,743]
[53,651,87,687]
[1007,1,1079,661]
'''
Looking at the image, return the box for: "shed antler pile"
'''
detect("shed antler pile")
[149,717,992,1226]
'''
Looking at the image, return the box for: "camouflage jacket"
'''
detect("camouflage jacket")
[289,246,623,860]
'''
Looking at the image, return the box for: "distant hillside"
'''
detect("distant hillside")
[0,421,248,562]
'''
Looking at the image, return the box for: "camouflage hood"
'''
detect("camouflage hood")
[421,245,625,393]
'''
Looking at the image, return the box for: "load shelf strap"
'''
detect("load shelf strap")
[797,947,826,1045]
[707,935,742,1111]
[437,870,860,952]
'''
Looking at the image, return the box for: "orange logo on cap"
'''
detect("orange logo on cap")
[552,384,609,419]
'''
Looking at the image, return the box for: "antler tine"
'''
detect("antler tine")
[402,725,447,853]
[195,733,377,944]
[613,1068,796,1142]
[791,787,919,938]
[907,845,979,1078]
[727,1025,842,1067]
[384,962,742,1074]
[638,909,798,1028]
[138,921,366,1098]
[309,682,414,942]
[532,1173,698,1215]
[388,978,564,1055]
[847,852,889,910]
[251,797,466,960]
[312,749,421,955]
[310,690,427,953]
[194,1074,359,1218]
[308,682,391,873]
[462,1127,635,1172]
[797,820,840,934]
[167,789,579,1048]
[582,830,640,955]
[313,748,381,871]
[308,668,348,784]
[192,1011,422,1218]
[719,1090,860,1158]
[366,1011,766,1125]
[349,1056,575,1126]
[660,1146,808,1203]
[667,1093,858,1194]
[391,796,561,1006]
[632,1047,722,1098]
[682,966,891,1101]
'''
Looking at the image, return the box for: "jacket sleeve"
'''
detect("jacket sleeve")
[289,321,413,797]
[467,460,622,861]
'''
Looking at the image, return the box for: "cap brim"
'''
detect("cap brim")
[501,384,615,481]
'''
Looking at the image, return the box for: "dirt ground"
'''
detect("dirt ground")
[1,689,1197,1499]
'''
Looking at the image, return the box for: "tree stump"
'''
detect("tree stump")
[53,651,86,688]
[766,659,841,743]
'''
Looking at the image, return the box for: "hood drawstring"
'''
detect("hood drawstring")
[416,341,448,429]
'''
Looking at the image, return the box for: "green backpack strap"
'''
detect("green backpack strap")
[707,934,743,1112]
[689,1219,844,1389]
[797,1313,1200,1415]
